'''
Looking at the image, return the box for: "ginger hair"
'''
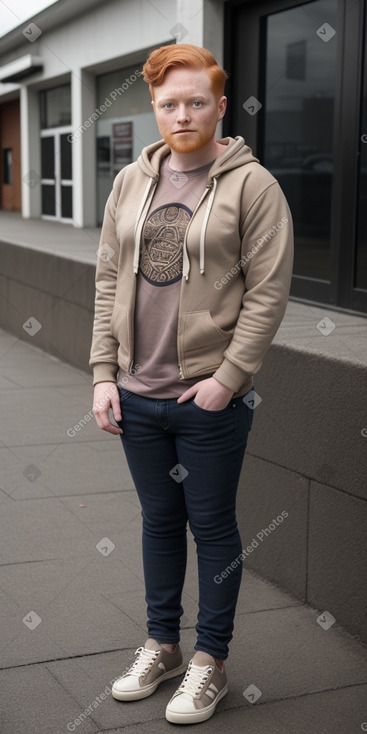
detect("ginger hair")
[142,44,228,99]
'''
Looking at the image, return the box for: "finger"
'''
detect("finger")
[96,414,123,435]
[93,405,123,434]
[111,395,122,422]
[177,386,197,403]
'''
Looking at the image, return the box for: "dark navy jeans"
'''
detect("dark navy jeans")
[117,385,254,660]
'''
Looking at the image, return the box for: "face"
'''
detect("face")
[151,68,227,154]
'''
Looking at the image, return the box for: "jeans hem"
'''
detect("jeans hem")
[194,644,227,661]
[150,636,181,645]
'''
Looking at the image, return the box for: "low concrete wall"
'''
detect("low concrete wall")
[239,345,367,643]
[0,239,95,371]
[1,237,367,643]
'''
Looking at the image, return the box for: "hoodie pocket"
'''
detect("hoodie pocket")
[183,311,233,353]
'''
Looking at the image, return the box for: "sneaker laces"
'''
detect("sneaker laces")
[122,646,159,679]
[178,661,213,696]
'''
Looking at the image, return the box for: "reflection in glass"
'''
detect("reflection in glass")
[263,0,337,280]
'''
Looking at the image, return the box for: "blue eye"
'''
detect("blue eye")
[164,103,174,109]
[193,101,202,107]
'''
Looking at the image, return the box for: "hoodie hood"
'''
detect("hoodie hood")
[137,135,259,182]
[134,136,260,278]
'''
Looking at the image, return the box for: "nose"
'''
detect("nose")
[176,104,190,124]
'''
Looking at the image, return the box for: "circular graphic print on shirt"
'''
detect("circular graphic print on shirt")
[140,203,192,285]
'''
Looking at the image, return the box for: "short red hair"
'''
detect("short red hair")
[142,44,228,100]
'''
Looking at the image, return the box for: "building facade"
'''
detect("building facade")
[0,0,366,314]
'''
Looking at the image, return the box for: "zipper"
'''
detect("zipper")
[177,184,212,377]
[128,270,137,374]
[182,184,211,281]
[129,176,158,370]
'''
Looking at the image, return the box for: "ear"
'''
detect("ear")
[218,96,227,121]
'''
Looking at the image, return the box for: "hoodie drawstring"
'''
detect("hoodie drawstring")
[199,177,217,276]
[133,175,218,279]
[182,177,218,281]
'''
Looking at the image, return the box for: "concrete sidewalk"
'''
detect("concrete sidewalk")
[0,326,366,734]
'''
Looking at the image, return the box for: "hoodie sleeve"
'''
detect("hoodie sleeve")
[89,174,122,385]
[213,179,294,393]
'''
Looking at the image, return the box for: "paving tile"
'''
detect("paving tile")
[0,386,112,447]
[0,442,133,499]
[0,491,141,564]
[92,683,367,734]
[0,554,146,668]
[0,664,99,734]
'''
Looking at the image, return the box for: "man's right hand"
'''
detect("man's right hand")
[93,381,123,435]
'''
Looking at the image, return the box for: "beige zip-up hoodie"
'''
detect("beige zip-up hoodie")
[90,136,294,394]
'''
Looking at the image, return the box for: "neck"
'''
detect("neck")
[168,139,226,171]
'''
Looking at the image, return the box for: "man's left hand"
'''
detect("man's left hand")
[177,377,234,411]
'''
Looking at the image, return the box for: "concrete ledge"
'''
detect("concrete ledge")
[0,239,96,370]
[1,224,367,643]
[240,338,367,643]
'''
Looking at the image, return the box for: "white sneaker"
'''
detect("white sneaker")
[112,638,186,701]
[165,651,228,724]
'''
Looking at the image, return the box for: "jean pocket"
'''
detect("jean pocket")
[118,387,135,404]
[191,398,232,415]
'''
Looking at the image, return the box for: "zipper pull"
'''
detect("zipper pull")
[178,363,183,379]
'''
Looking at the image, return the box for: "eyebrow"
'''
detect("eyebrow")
[157,94,208,103]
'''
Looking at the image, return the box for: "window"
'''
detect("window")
[3,148,12,184]
[95,64,158,223]
[40,84,71,129]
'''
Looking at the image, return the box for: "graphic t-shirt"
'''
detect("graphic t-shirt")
[117,156,213,398]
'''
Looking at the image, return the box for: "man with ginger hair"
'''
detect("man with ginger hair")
[90,44,293,724]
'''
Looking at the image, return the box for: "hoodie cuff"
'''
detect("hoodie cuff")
[92,362,119,386]
[213,358,252,393]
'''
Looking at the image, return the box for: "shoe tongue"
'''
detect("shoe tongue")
[144,638,163,652]
[192,651,215,667]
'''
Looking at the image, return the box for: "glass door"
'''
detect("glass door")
[224,0,367,313]
[40,127,73,221]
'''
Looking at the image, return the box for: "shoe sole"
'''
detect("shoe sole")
[165,684,228,724]
[112,662,187,701]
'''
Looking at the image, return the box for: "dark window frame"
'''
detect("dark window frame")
[224,0,367,315]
